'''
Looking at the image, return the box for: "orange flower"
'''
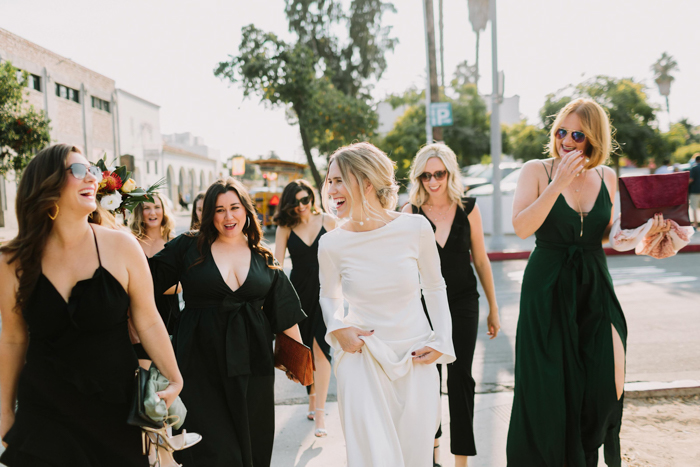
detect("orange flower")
[101,171,123,191]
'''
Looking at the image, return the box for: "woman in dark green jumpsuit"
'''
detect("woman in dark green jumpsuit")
[506,99,667,466]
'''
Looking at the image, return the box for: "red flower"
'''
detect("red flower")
[16,119,24,126]
[101,171,123,191]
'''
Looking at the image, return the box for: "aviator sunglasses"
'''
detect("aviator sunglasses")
[555,128,586,144]
[66,163,103,182]
[419,170,447,182]
[293,195,311,206]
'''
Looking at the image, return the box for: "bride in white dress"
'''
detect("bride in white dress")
[317,142,456,467]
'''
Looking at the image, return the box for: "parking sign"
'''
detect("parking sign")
[430,102,453,127]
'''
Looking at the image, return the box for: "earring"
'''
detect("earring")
[48,203,59,220]
[246,216,250,229]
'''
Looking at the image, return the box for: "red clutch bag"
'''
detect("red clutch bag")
[274,333,315,386]
[619,172,690,230]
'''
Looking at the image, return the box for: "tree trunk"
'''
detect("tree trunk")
[439,0,445,93]
[475,31,480,88]
[298,122,324,190]
[425,0,443,141]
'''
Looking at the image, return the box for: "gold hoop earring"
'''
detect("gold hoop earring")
[48,203,59,220]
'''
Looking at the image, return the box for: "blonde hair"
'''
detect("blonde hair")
[321,142,399,220]
[548,98,613,169]
[128,193,175,241]
[408,143,464,208]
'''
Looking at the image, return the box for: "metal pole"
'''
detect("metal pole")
[423,0,433,144]
[489,0,504,249]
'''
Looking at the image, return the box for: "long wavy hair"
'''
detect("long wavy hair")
[195,178,277,268]
[0,144,112,313]
[408,143,464,208]
[189,191,205,230]
[128,192,175,241]
[273,179,319,228]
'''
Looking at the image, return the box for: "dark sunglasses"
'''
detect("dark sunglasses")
[293,195,311,206]
[555,128,586,144]
[419,170,448,182]
[66,163,103,181]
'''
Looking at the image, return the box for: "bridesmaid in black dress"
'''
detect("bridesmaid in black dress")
[402,143,500,467]
[149,177,307,467]
[274,180,336,437]
[0,144,182,467]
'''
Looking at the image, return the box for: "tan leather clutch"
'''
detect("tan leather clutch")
[274,333,315,386]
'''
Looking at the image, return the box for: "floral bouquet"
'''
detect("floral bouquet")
[95,155,166,217]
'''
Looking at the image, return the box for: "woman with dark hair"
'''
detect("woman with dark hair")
[274,179,336,436]
[0,144,182,466]
[190,191,205,230]
[149,177,307,467]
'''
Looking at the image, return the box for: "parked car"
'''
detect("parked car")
[467,168,522,196]
[462,162,522,192]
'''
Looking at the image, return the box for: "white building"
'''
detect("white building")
[162,133,221,207]
[115,89,163,188]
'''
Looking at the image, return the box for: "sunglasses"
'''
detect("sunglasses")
[555,128,586,144]
[66,163,103,182]
[293,195,311,206]
[419,170,448,182]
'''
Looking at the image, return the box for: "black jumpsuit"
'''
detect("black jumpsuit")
[413,198,480,456]
[149,233,306,467]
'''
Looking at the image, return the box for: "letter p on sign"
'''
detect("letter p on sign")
[430,102,453,127]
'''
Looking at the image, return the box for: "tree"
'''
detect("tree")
[506,120,549,162]
[467,0,489,88]
[217,1,396,188]
[0,62,51,178]
[651,52,678,112]
[378,79,493,183]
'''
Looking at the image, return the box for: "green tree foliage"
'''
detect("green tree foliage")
[506,120,549,162]
[673,143,700,164]
[216,1,396,188]
[378,81,492,184]
[0,62,51,178]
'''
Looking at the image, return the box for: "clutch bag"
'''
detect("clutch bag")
[127,366,165,430]
[619,172,690,230]
[274,333,315,386]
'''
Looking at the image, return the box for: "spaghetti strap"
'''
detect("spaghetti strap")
[89,225,102,266]
[597,167,604,180]
[541,161,553,182]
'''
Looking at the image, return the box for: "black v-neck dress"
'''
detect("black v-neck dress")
[149,233,306,467]
[0,228,146,467]
[287,225,332,366]
[412,198,480,456]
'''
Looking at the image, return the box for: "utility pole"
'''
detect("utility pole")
[424,0,442,142]
[489,0,505,249]
[422,0,433,144]
[439,0,446,94]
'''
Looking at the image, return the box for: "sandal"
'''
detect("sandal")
[313,408,327,438]
[142,415,202,453]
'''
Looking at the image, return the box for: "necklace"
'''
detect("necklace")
[423,203,452,222]
[571,170,588,237]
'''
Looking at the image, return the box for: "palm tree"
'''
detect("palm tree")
[651,52,679,112]
[467,0,489,89]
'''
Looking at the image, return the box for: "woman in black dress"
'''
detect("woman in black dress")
[402,143,500,467]
[274,180,336,437]
[129,193,181,341]
[190,191,205,230]
[149,177,307,467]
[0,144,182,467]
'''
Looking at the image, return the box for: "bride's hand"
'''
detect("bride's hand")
[331,327,374,354]
[412,346,442,364]
[645,213,672,238]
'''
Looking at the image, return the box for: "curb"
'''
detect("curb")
[487,243,700,262]
[624,381,700,399]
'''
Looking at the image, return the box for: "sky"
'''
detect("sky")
[2,0,699,164]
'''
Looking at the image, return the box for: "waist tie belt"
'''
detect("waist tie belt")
[180,297,272,378]
[533,240,603,368]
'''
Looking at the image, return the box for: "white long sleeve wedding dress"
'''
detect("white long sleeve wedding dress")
[318,213,456,467]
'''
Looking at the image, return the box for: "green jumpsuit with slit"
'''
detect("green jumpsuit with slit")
[506,163,628,467]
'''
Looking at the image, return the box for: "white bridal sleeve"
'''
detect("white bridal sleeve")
[417,217,456,364]
[318,240,349,350]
